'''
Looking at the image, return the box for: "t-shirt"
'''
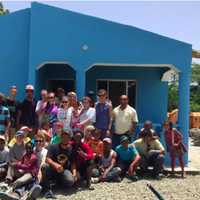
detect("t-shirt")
[0,146,9,164]
[57,107,73,130]
[19,99,37,127]
[35,147,48,167]
[113,105,138,135]
[9,143,25,163]
[88,138,103,156]
[47,144,74,170]
[4,98,20,128]
[134,138,165,157]
[0,105,10,134]
[79,108,96,124]
[115,144,138,162]
[8,137,31,148]
[51,134,61,145]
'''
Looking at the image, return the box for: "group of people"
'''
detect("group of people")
[0,85,187,200]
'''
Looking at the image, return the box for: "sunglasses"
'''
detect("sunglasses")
[62,101,68,103]
[98,94,105,97]
[48,96,54,99]
[35,140,44,143]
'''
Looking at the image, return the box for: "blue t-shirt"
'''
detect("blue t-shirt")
[115,144,138,162]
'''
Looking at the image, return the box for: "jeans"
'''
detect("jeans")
[92,167,121,181]
[140,152,164,176]
[12,173,33,189]
[41,164,74,191]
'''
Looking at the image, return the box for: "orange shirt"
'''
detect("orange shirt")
[88,138,103,156]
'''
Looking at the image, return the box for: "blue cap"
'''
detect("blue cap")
[16,130,25,137]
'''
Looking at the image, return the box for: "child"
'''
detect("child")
[51,121,63,145]
[163,121,187,178]
[82,125,95,144]
[39,121,52,146]
[88,129,103,162]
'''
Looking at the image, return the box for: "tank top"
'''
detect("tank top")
[102,149,115,168]
[95,102,110,130]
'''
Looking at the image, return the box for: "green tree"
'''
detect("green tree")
[191,63,200,84]
[0,2,9,15]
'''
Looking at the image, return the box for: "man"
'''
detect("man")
[139,120,156,138]
[92,138,121,182]
[35,89,48,128]
[0,92,10,140]
[116,136,140,181]
[112,95,138,148]
[95,89,112,139]
[134,130,165,179]
[6,130,26,184]
[4,86,20,141]
[0,135,9,180]
[17,85,37,133]
[41,129,75,198]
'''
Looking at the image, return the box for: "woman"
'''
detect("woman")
[77,97,96,131]
[57,96,73,131]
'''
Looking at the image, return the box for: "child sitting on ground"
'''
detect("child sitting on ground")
[82,125,95,144]
[51,121,63,145]
[163,121,187,178]
[88,129,103,163]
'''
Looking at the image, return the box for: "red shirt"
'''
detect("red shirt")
[16,153,38,177]
[165,129,182,147]
[71,141,94,167]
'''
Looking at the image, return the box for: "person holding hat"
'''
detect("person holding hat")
[0,92,10,140]
[6,130,26,184]
[115,136,141,181]
[92,138,121,182]
[17,84,36,132]
[0,135,9,180]
[41,129,75,198]
[71,129,94,190]
[134,130,165,179]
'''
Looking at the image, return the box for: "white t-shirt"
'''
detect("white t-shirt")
[35,147,48,167]
[57,107,73,130]
[79,107,96,124]
[113,105,138,134]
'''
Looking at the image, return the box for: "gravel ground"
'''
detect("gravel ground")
[39,175,200,200]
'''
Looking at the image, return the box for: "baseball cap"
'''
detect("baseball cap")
[103,137,112,144]
[16,130,25,137]
[0,135,6,141]
[62,128,73,137]
[25,84,34,91]
[120,135,129,143]
[20,126,32,132]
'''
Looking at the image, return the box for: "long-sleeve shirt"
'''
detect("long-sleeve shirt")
[16,153,38,177]
[71,141,93,167]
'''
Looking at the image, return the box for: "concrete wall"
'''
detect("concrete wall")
[0,9,30,99]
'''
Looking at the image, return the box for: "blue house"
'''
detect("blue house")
[0,2,192,164]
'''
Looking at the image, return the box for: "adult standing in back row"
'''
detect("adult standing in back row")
[95,89,112,139]
[112,95,138,148]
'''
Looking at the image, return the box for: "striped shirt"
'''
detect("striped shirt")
[0,105,10,134]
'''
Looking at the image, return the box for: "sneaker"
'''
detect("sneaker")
[91,177,99,184]
[129,175,139,182]
[24,184,42,200]
[0,191,20,200]
[113,176,122,182]
[44,190,56,199]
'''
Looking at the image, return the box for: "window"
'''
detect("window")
[97,80,136,108]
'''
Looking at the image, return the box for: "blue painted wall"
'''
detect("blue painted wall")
[86,66,168,124]
[0,9,30,100]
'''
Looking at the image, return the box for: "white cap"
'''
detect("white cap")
[25,84,34,90]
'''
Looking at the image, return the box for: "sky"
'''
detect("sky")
[2,1,200,63]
